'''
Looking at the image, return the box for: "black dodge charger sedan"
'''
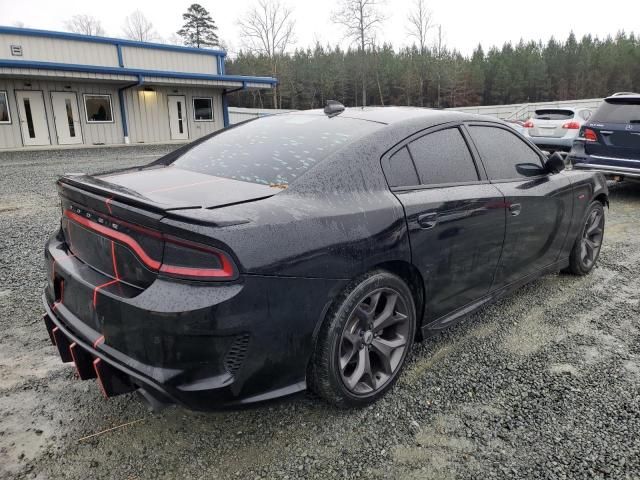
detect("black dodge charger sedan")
[42,105,608,410]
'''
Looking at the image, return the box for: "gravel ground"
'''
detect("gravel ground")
[0,146,639,480]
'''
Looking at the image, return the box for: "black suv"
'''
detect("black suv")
[570,93,640,181]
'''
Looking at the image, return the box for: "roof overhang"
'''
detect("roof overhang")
[0,59,277,89]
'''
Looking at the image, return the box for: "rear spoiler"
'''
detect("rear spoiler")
[57,175,250,227]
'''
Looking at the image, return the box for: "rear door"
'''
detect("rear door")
[383,124,506,324]
[466,123,573,287]
[583,97,640,162]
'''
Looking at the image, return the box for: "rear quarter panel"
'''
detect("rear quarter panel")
[558,170,608,259]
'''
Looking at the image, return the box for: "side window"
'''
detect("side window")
[468,125,544,180]
[383,147,419,187]
[407,128,479,185]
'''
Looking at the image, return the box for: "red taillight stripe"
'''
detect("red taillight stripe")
[64,208,235,280]
[93,335,105,349]
[159,255,235,278]
[65,210,161,271]
[92,279,119,308]
[111,241,120,279]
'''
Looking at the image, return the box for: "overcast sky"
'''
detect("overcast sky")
[1,0,638,56]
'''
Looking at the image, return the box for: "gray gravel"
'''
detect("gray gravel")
[1,146,639,480]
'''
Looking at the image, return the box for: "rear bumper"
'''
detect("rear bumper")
[43,233,346,410]
[43,300,177,406]
[526,135,575,151]
[572,162,640,180]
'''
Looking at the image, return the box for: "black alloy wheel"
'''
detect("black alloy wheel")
[567,201,605,275]
[309,271,416,407]
[339,288,411,394]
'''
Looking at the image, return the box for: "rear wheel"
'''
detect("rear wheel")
[309,271,416,408]
[566,201,605,275]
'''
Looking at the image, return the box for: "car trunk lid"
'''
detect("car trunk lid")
[584,97,640,161]
[528,109,575,138]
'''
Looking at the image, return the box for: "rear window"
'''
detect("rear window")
[173,114,381,186]
[533,109,574,120]
[591,98,640,124]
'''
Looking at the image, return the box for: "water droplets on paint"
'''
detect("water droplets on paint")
[173,114,382,186]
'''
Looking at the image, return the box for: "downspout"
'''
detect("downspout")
[118,74,143,144]
[221,81,247,129]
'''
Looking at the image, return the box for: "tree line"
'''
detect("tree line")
[51,1,639,111]
[226,31,640,110]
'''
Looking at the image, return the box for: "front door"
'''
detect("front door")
[466,123,573,287]
[16,91,50,146]
[167,95,188,140]
[51,92,83,145]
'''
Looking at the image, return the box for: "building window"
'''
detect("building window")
[84,94,113,123]
[0,91,10,124]
[193,97,213,121]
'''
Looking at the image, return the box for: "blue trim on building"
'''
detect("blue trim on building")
[118,75,144,141]
[222,93,230,128]
[0,59,278,85]
[116,44,124,67]
[0,26,227,57]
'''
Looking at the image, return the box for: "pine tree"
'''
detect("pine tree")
[177,4,219,48]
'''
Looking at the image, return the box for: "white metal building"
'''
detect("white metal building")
[0,27,276,149]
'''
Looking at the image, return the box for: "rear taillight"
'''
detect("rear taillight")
[64,209,237,281]
[582,128,598,142]
[562,121,581,129]
[523,120,534,128]
[160,236,236,281]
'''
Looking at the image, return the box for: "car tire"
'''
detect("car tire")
[566,201,605,276]
[308,270,416,408]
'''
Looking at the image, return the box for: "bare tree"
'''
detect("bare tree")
[122,10,156,42]
[406,0,434,106]
[331,0,385,106]
[64,15,105,36]
[238,0,295,108]
[407,0,433,53]
[435,24,445,107]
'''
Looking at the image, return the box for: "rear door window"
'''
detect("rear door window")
[468,125,544,181]
[407,128,479,185]
[383,147,419,187]
[591,99,640,124]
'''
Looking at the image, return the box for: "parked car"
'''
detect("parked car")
[523,107,593,152]
[42,105,608,410]
[504,119,526,135]
[569,93,640,181]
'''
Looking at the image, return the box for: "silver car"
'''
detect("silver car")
[523,108,593,151]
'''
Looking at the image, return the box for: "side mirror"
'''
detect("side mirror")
[545,152,566,174]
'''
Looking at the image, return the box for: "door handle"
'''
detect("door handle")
[417,212,438,229]
[509,203,522,216]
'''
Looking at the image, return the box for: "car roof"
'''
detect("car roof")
[286,106,477,126]
[605,93,640,102]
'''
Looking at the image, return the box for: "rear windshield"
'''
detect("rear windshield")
[173,114,382,186]
[591,98,640,124]
[533,109,574,120]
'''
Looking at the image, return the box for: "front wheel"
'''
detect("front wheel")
[308,270,416,408]
[566,201,605,275]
